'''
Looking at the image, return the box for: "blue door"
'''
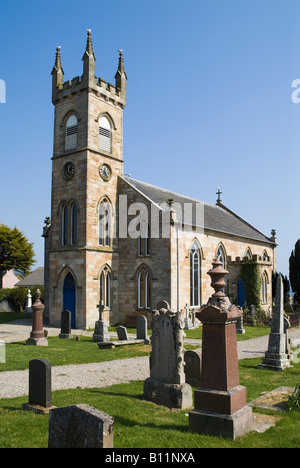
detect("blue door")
[63,273,76,328]
[237,278,246,308]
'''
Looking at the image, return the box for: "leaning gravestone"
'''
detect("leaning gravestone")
[143,303,193,409]
[116,325,128,341]
[59,310,73,339]
[22,358,56,414]
[48,404,114,448]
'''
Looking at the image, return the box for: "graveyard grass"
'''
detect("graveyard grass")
[1,356,300,447]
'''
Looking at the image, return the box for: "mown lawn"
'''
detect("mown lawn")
[0,358,300,448]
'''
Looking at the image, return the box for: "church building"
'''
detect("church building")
[44,30,276,329]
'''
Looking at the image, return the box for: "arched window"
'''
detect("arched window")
[71,203,77,245]
[261,272,268,304]
[100,266,111,308]
[138,222,150,256]
[65,115,78,151]
[62,204,68,246]
[216,244,226,268]
[99,116,111,153]
[245,248,252,260]
[190,241,201,307]
[138,266,151,309]
[99,198,111,247]
[262,250,269,262]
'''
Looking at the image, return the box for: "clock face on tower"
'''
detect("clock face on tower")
[63,161,75,180]
[99,163,111,181]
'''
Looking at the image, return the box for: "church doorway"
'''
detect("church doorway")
[63,273,76,328]
[237,278,246,308]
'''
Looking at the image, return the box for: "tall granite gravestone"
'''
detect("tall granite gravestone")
[143,302,193,409]
[189,259,253,440]
[26,289,48,347]
[22,358,56,414]
[93,300,110,342]
[48,404,114,448]
[258,275,291,371]
[59,310,73,339]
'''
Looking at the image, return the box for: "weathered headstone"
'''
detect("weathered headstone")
[258,275,291,371]
[189,259,252,440]
[143,303,193,409]
[93,300,110,342]
[184,349,201,387]
[59,310,73,339]
[184,304,194,329]
[48,404,114,448]
[136,315,149,344]
[26,289,48,347]
[236,309,245,334]
[22,358,55,414]
[116,325,128,341]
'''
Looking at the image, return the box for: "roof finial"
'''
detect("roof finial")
[54,46,62,69]
[84,28,96,59]
[216,187,222,205]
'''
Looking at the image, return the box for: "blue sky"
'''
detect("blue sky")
[0,0,299,277]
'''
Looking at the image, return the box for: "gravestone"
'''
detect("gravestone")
[143,303,193,409]
[25,289,33,314]
[93,300,110,342]
[236,309,245,334]
[59,310,73,339]
[26,289,48,347]
[22,358,55,414]
[189,259,252,440]
[184,349,201,387]
[184,304,194,329]
[116,326,128,341]
[48,404,114,448]
[258,275,291,371]
[136,315,149,344]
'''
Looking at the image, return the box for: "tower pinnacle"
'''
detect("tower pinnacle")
[82,29,96,85]
[115,49,127,100]
[51,46,64,104]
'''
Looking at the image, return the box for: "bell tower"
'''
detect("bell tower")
[48,30,127,329]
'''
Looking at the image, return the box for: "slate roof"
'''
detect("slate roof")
[122,177,274,245]
[16,267,44,287]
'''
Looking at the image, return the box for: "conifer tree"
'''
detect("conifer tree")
[289,239,300,300]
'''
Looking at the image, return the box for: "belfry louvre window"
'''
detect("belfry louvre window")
[99,116,111,152]
[65,115,78,151]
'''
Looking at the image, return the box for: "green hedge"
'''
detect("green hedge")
[0,286,44,312]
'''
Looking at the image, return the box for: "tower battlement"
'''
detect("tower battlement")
[51,30,126,109]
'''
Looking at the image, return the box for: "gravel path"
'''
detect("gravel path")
[0,319,300,400]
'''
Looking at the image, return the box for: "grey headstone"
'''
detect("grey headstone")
[184,349,201,387]
[116,326,128,341]
[136,315,149,343]
[29,358,52,408]
[48,404,114,448]
[93,320,110,342]
[59,310,72,339]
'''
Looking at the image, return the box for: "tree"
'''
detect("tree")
[289,239,300,300]
[0,224,35,289]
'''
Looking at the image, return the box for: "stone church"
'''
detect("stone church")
[44,30,276,329]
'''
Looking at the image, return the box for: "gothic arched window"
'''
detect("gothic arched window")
[99,198,111,247]
[261,272,268,304]
[65,114,78,151]
[190,241,201,307]
[216,244,226,268]
[62,204,68,246]
[100,266,111,308]
[138,266,151,309]
[71,203,77,245]
[99,116,111,153]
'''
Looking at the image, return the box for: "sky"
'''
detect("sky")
[0,0,299,278]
